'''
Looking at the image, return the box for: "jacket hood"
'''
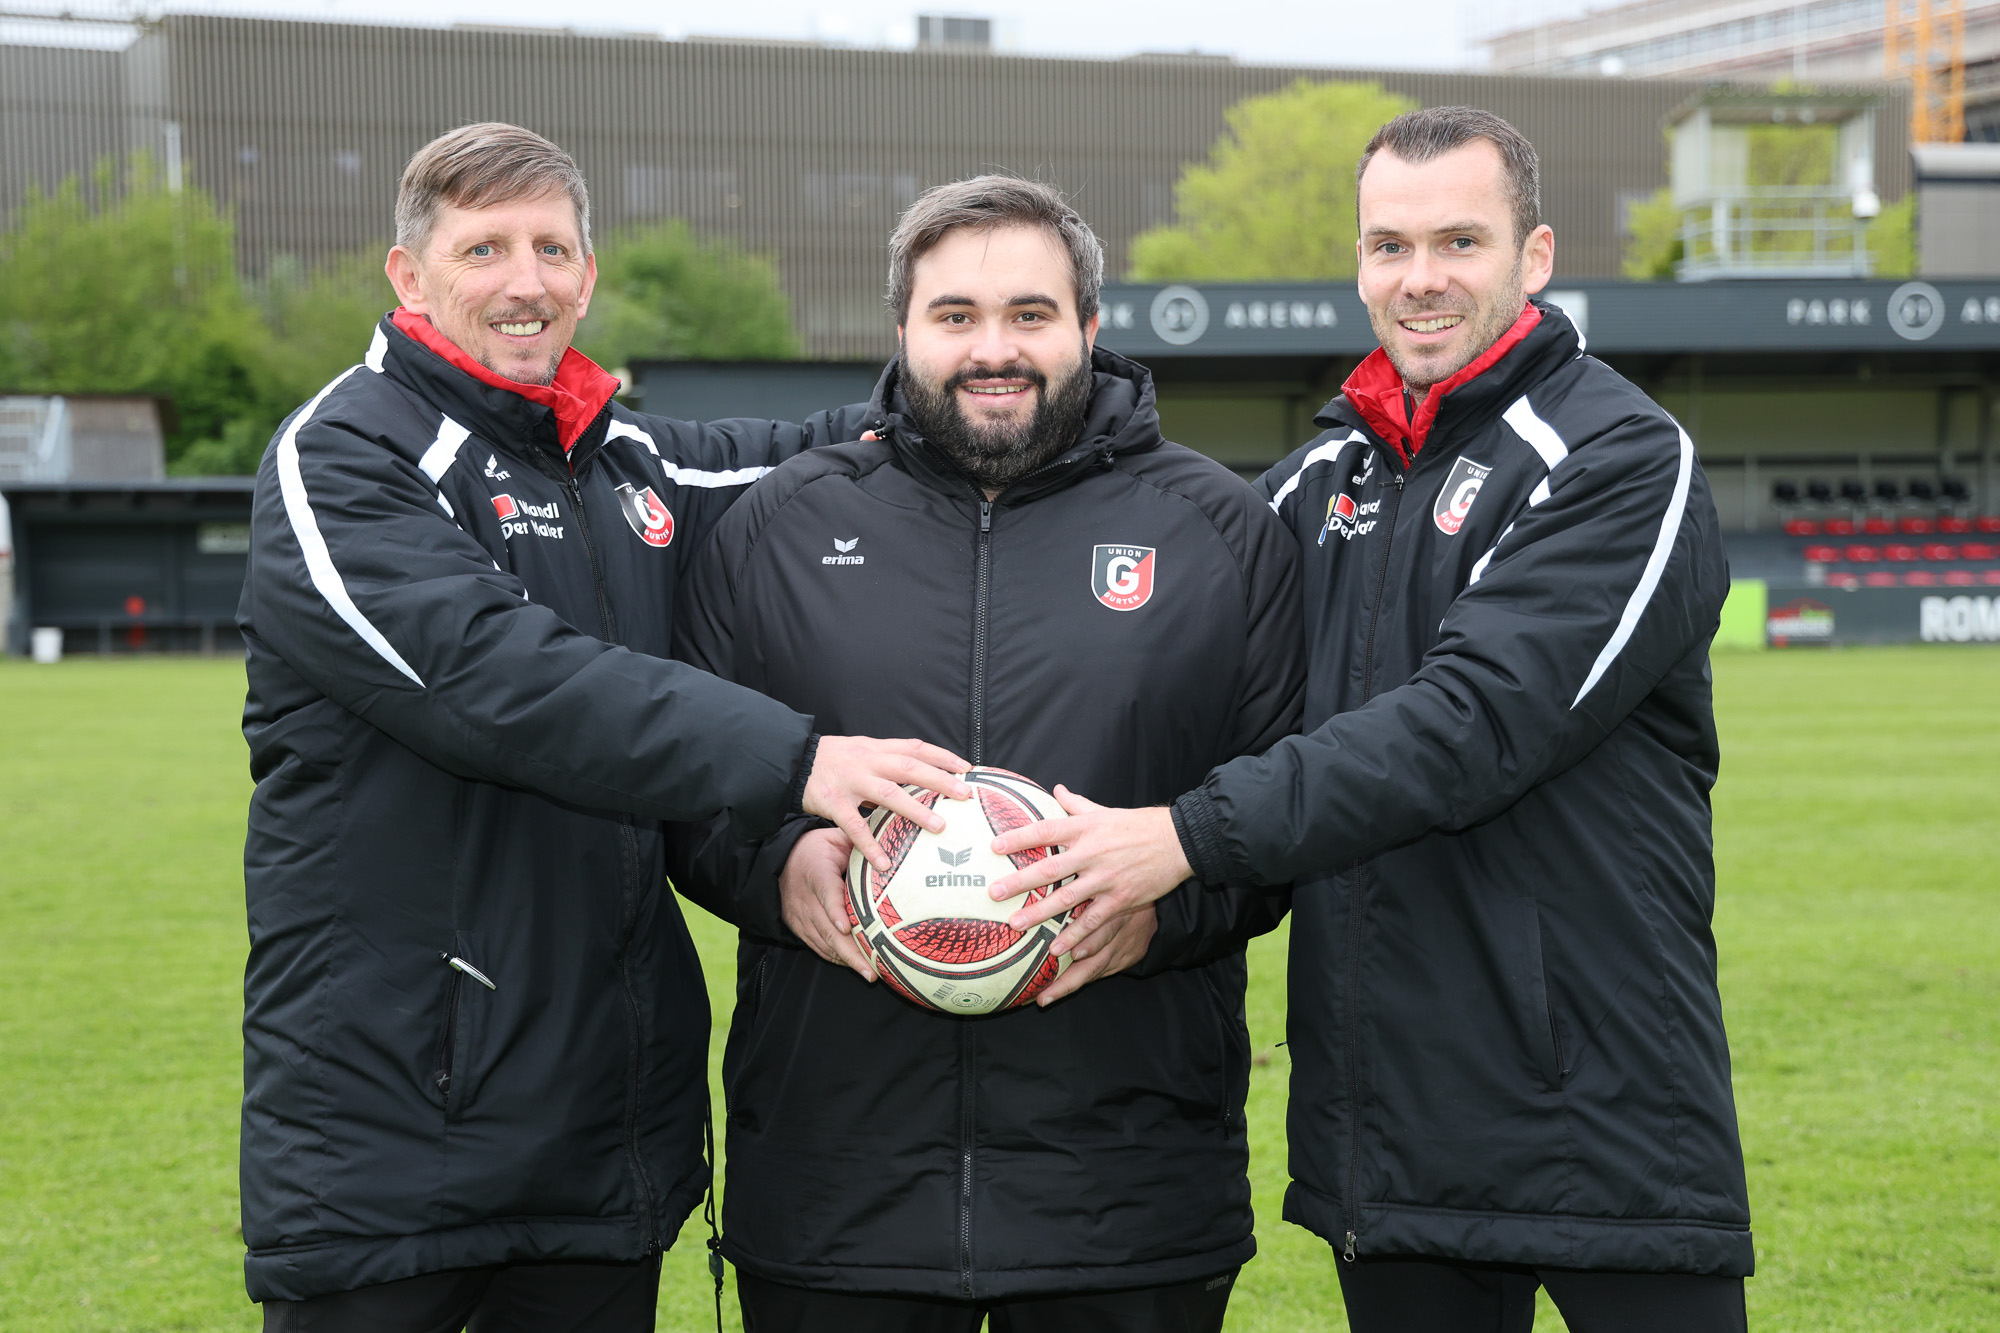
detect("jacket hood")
[377,309,621,466]
[1321,298,1580,470]
[865,344,1165,504]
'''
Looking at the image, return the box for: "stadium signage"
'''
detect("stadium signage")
[1097,280,2000,356]
[1920,595,2000,643]
[1762,584,2000,646]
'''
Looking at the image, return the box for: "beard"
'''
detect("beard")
[1368,255,1526,394]
[899,344,1094,493]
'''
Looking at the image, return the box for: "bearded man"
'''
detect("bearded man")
[994,108,1752,1332]
[669,175,1304,1332]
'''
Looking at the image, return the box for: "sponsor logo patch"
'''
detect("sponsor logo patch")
[1768,598,1835,644]
[614,483,674,547]
[492,493,564,541]
[1319,491,1382,545]
[823,537,865,565]
[483,453,510,481]
[1434,456,1492,535]
[1092,544,1155,611]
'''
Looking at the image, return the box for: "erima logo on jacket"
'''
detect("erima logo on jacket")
[1092,544,1155,610]
[614,483,674,548]
[490,494,564,540]
[823,538,864,565]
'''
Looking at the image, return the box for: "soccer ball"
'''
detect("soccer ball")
[844,767,1074,1015]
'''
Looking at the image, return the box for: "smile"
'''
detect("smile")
[1401,316,1464,334]
[495,321,546,337]
[962,384,1030,396]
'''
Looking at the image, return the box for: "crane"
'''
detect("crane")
[1886,0,1968,142]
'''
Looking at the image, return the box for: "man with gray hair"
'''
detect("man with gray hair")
[238,122,968,1332]
[670,174,1303,1331]
[994,107,1752,1331]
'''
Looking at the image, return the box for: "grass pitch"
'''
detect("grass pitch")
[0,648,1994,1331]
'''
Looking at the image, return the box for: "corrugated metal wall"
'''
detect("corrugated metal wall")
[5,13,1915,358]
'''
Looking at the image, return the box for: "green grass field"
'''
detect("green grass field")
[1,649,1995,1331]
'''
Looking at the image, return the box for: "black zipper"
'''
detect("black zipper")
[969,499,994,766]
[1344,466,1406,1262]
[564,451,658,1248]
[957,497,995,1297]
[433,956,464,1109]
[957,1018,977,1296]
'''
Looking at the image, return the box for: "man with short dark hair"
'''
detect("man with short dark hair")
[993,107,1753,1331]
[672,174,1303,1332]
[239,122,967,1332]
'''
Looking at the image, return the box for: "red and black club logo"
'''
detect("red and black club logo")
[1091,544,1155,611]
[490,493,518,520]
[1433,456,1493,536]
[614,483,674,547]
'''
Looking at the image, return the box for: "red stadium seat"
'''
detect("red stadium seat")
[1944,571,1977,586]
[1921,544,1957,561]
[1985,570,2000,585]
[1904,571,1938,586]
[1783,518,1819,536]
[1845,545,1880,562]
[1823,518,1856,535]
[1864,572,1897,586]
[1898,517,1934,535]
[1963,544,1997,561]
[1939,517,1973,534]
[1885,545,1917,562]
[1804,544,1840,562]
[1979,517,2000,533]
[1863,517,1894,535]
[1828,573,1861,589]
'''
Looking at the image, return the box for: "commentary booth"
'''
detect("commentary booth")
[1093,278,2000,648]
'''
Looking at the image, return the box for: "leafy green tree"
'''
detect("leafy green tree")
[0,157,287,470]
[575,220,800,370]
[1128,79,1418,282]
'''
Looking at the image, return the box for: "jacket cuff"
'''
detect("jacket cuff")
[786,733,821,816]
[1170,789,1229,885]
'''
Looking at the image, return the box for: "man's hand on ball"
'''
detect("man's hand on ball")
[780,827,875,982]
[805,735,971,870]
[1033,900,1157,1005]
[987,786,1192,956]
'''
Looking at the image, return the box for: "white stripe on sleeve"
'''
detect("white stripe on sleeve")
[418,417,471,483]
[1267,431,1366,513]
[276,368,427,689]
[364,327,387,373]
[606,418,773,489]
[1571,426,1695,708]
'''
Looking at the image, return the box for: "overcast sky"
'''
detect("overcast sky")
[8,0,1601,70]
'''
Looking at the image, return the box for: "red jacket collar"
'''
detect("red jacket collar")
[1341,303,1543,467]
[390,308,620,453]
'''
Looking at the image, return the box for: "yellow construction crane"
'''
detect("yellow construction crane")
[1885,0,1967,142]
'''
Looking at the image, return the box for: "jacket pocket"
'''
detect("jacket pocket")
[1199,963,1252,1132]
[1516,899,1566,1092]
[433,934,494,1121]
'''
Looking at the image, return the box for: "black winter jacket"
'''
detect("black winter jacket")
[671,349,1304,1300]
[237,312,859,1301]
[1171,300,1751,1276]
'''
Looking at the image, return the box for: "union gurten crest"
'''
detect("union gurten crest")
[1433,456,1492,536]
[614,483,674,547]
[1091,544,1155,611]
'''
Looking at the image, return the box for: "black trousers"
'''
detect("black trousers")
[1336,1255,1748,1333]
[736,1269,1239,1333]
[259,1255,662,1333]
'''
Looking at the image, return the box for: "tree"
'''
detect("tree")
[1128,79,1418,282]
[0,156,287,471]
[574,220,800,370]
